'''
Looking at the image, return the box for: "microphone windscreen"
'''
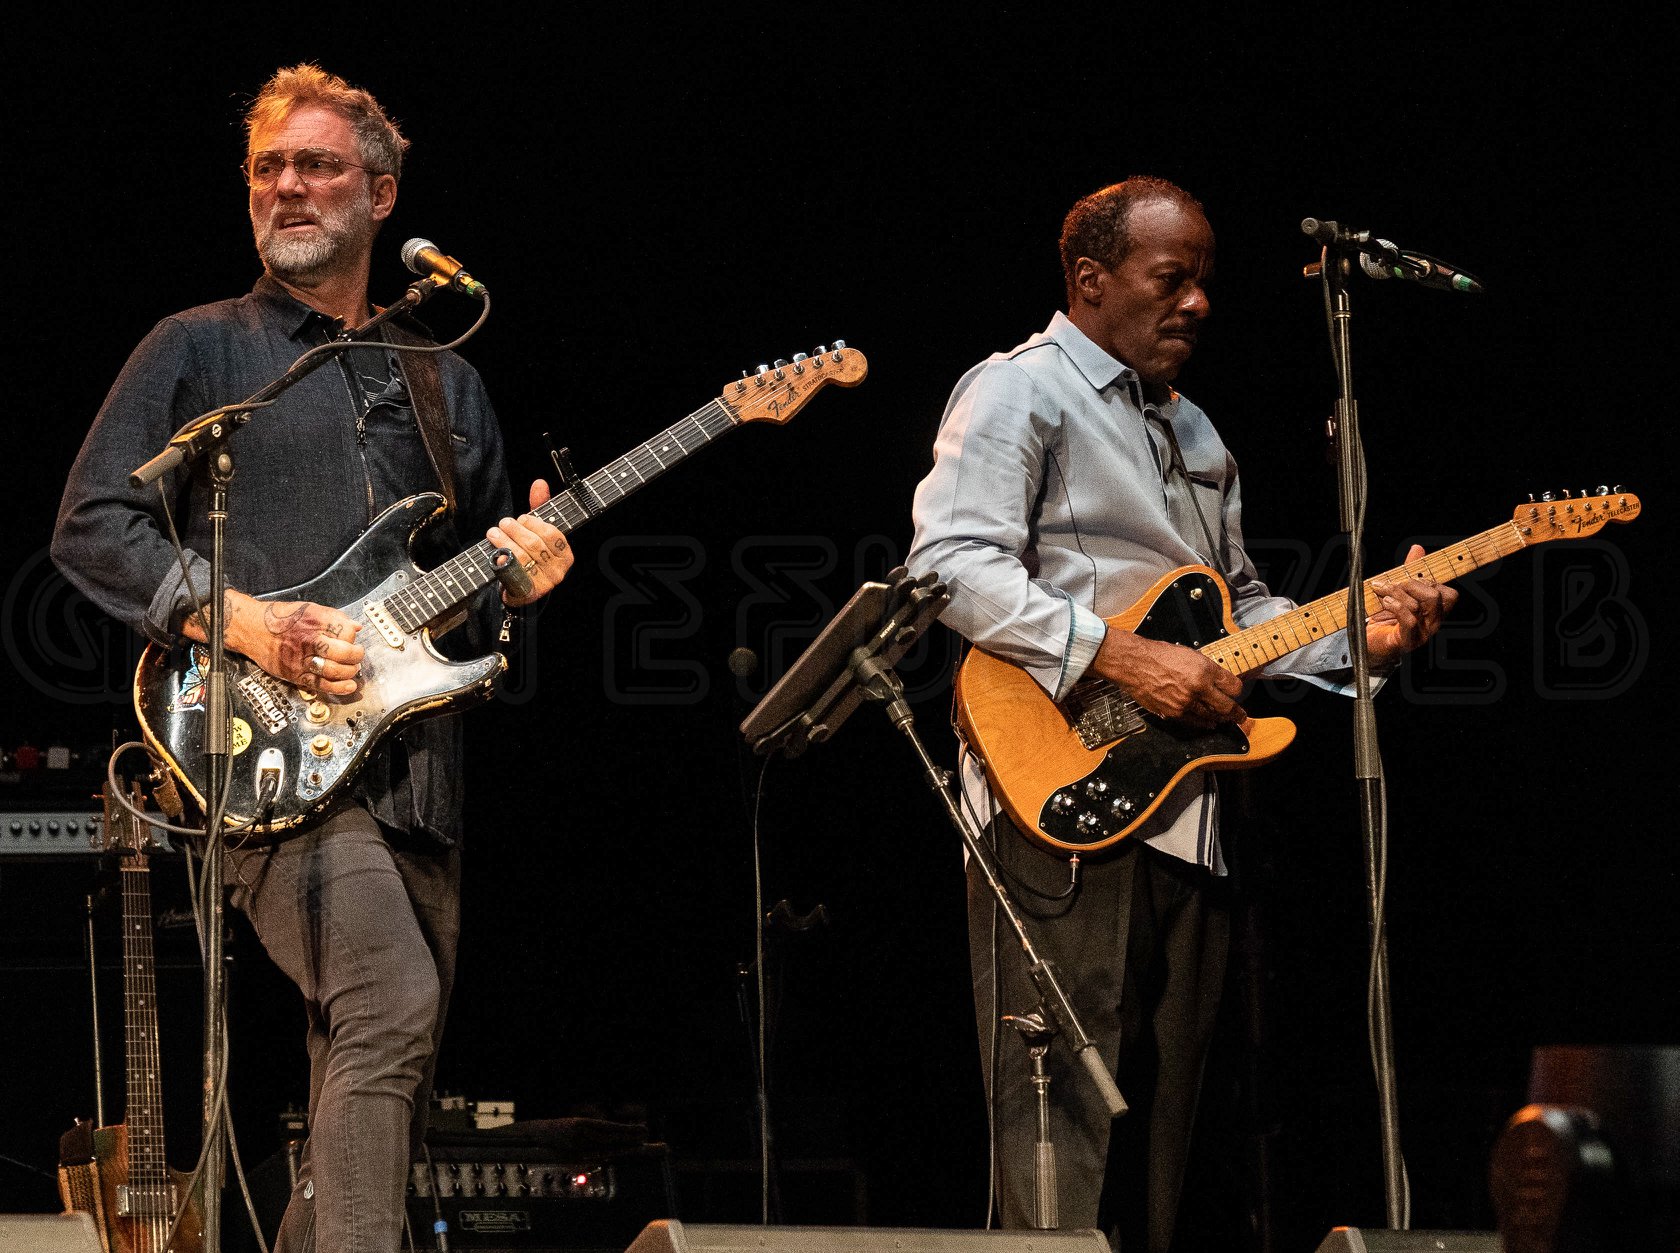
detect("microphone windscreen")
[400,238,434,273]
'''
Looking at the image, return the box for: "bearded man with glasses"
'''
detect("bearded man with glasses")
[53,64,572,1251]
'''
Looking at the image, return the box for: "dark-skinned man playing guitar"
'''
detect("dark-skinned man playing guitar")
[907,177,1455,1253]
[53,65,571,1252]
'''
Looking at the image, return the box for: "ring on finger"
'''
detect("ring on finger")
[310,654,327,675]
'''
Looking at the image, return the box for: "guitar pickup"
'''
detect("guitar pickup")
[363,599,407,650]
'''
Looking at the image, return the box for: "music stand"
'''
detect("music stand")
[740,566,1127,1135]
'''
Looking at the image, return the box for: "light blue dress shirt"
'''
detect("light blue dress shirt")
[909,312,1366,870]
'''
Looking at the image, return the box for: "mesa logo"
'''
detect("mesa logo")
[459,1209,532,1232]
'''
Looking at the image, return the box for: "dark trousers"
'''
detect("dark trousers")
[227,805,460,1253]
[969,820,1229,1253]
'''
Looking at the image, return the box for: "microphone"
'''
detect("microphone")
[401,238,487,299]
[1358,244,1484,294]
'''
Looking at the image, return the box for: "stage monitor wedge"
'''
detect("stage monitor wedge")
[1313,1228,1499,1252]
[626,1221,1112,1252]
[0,1213,103,1251]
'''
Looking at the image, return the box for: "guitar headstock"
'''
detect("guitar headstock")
[1512,486,1641,545]
[101,778,162,860]
[724,342,868,425]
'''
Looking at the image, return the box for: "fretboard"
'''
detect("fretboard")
[1202,520,1527,677]
[121,860,168,1189]
[384,398,739,633]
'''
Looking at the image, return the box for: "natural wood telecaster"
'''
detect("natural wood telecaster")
[955,490,1641,854]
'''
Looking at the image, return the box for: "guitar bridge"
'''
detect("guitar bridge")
[1060,682,1145,750]
[237,670,292,733]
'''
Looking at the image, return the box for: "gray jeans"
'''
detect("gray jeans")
[228,805,460,1252]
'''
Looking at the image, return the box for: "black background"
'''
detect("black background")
[3,10,1674,1251]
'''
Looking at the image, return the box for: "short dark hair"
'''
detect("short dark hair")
[1059,177,1206,304]
[245,63,410,180]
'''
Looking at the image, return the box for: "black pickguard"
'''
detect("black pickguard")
[1036,570,1250,845]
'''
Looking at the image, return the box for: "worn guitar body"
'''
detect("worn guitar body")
[955,490,1642,856]
[135,493,504,836]
[135,345,870,838]
[59,1123,204,1253]
[956,566,1295,854]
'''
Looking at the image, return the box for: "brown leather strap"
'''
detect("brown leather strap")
[383,319,459,513]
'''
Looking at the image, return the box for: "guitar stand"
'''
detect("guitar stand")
[740,568,1129,1221]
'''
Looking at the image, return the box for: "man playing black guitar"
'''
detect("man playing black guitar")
[906,177,1456,1252]
[53,65,571,1251]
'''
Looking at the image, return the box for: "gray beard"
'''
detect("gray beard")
[252,189,373,283]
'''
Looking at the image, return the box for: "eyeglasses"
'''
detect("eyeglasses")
[241,148,382,189]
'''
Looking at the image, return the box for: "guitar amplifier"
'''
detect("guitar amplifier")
[238,1124,676,1253]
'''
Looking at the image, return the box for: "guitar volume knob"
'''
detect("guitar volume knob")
[309,735,334,758]
[1076,812,1103,834]
[1052,791,1077,813]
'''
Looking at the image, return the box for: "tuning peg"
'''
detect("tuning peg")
[1528,493,1536,503]
[1596,484,1610,495]
[773,359,788,368]
[1560,488,1571,498]
[753,364,770,387]
[814,344,828,356]
[1540,490,1555,502]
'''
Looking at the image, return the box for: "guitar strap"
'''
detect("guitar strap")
[382,320,460,514]
[1153,412,1230,591]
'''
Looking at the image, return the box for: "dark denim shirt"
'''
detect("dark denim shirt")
[52,275,517,845]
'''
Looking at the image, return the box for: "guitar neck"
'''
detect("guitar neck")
[120,859,168,1187]
[1204,518,1530,678]
[383,398,739,631]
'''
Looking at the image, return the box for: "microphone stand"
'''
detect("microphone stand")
[128,275,448,1253]
[1308,232,1405,1229]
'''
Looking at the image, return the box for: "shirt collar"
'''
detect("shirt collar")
[1045,309,1178,410]
[252,273,347,343]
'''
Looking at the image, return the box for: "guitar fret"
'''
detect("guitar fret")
[1207,520,1551,677]
[122,863,168,1179]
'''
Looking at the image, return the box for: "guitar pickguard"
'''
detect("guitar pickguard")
[1038,569,1247,844]
[1037,716,1249,844]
